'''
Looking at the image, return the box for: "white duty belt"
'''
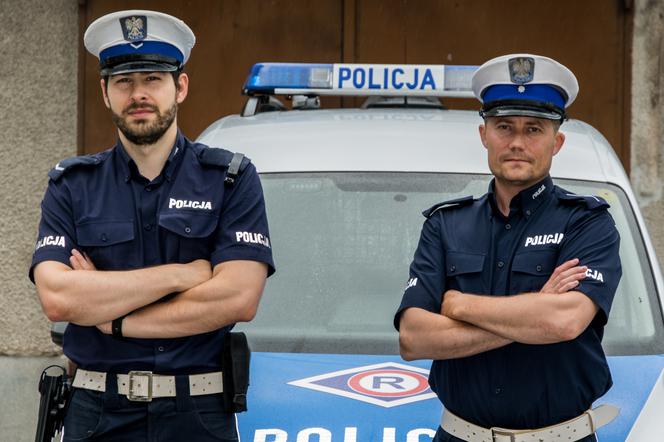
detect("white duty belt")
[441,404,620,442]
[73,368,223,402]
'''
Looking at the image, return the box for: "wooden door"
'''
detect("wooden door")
[80,0,632,170]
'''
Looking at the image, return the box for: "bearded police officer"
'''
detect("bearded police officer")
[30,10,274,441]
[395,54,622,442]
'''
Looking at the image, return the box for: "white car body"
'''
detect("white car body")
[196,74,664,441]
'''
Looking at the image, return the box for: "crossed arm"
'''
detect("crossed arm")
[34,249,267,338]
[398,259,599,361]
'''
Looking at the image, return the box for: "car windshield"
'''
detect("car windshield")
[235,173,664,356]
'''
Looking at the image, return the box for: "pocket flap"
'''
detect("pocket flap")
[512,250,558,275]
[159,212,219,238]
[445,251,485,276]
[76,220,134,247]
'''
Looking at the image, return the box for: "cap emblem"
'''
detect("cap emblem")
[508,57,534,84]
[121,16,147,43]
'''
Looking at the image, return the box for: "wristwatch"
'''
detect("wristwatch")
[112,316,126,338]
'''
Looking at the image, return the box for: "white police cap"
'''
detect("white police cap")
[84,10,195,76]
[471,54,579,120]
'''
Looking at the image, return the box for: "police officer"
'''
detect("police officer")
[395,54,622,442]
[30,10,274,442]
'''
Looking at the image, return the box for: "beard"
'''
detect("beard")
[112,101,177,146]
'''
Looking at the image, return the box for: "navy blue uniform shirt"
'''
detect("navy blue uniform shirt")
[395,176,621,429]
[30,131,275,374]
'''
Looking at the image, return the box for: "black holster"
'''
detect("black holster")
[222,332,251,413]
[35,365,71,442]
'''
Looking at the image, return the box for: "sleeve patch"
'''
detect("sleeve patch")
[235,231,271,248]
[35,235,66,250]
[423,195,474,218]
[405,277,418,290]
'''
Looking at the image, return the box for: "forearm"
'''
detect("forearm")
[399,307,512,361]
[120,261,267,339]
[35,261,197,326]
[444,290,597,344]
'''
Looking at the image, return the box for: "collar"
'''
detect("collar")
[114,130,186,183]
[163,130,186,182]
[488,175,554,218]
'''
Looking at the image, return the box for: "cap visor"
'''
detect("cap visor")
[482,107,563,120]
[102,61,179,76]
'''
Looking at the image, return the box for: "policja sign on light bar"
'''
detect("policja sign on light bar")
[334,64,444,92]
[243,63,478,97]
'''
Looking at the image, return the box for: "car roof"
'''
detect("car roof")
[197,107,630,188]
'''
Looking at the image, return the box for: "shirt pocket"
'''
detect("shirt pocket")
[158,211,219,263]
[75,220,136,270]
[511,249,558,293]
[445,251,486,294]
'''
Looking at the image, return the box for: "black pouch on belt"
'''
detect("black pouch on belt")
[222,332,251,413]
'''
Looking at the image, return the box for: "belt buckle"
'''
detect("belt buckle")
[491,428,516,442]
[127,370,153,402]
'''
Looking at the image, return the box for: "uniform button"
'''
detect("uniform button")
[536,265,543,272]
[494,388,501,394]
[505,223,511,230]
[144,224,153,231]
[449,265,456,273]
[158,346,164,352]
[526,210,531,216]
[100,233,107,242]
[145,187,152,192]
[184,226,192,234]
[497,261,504,268]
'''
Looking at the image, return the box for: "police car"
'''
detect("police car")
[54,62,664,440]
[196,63,664,441]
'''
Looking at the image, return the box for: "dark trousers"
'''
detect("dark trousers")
[433,426,598,442]
[63,384,238,442]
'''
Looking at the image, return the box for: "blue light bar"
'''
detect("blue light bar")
[244,63,333,92]
[243,63,479,98]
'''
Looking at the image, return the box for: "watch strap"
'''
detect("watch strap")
[112,316,125,339]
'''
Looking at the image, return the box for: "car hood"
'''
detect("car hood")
[238,353,664,441]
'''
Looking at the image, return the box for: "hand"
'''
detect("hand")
[540,258,587,294]
[96,321,112,334]
[441,289,463,318]
[177,259,213,291]
[69,249,97,271]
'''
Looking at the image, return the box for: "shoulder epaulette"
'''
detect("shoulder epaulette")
[558,191,610,210]
[198,146,234,167]
[198,147,251,171]
[423,195,475,218]
[48,154,103,181]
[198,146,252,187]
